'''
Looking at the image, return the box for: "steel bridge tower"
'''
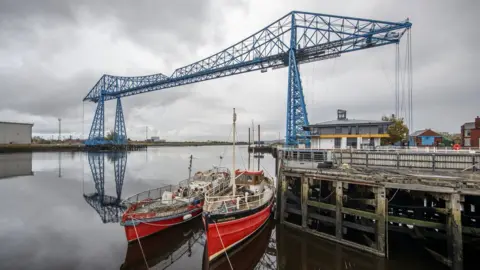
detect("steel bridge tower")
[83,11,412,147]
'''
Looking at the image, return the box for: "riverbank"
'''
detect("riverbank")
[0,141,249,153]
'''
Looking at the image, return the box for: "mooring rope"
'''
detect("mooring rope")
[388,189,400,203]
[213,221,233,270]
[131,217,149,269]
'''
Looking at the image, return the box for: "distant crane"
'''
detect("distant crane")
[82,10,412,146]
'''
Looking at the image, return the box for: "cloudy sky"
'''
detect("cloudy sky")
[0,0,478,141]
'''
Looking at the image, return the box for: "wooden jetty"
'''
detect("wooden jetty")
[275,148,480,270]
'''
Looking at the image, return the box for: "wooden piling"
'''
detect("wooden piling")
[335,181,343,239]
[280,175,287,223]
[375,187,386,254]
[301,177,309,228]
[447,193,463,270]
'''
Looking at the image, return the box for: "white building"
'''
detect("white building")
[0,121,34,144]
[303,110,392,149]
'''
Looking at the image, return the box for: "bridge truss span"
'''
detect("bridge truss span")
[83,10,412,146]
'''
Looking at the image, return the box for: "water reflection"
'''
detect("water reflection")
[0,153,33,180]
[83,152,128,223]
[121,217,205,270]
[0,148,457,269]
[204,218,277,270]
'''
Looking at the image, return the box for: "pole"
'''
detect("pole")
[252,120,255,167]
[232,108,237,196]
[258,124,261,170]
[145,126,148,141]
[58,118,61,141]
[248,127,251,170]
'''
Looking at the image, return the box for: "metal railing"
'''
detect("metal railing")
[280,146,480,154]
[122,184,179,206]
[204,182,275,214]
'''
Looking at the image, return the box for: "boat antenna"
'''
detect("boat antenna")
[232,108,236,197]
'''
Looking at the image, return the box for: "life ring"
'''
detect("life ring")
[453,144,461,150]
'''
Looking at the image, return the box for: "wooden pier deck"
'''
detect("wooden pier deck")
[275,148,480,270]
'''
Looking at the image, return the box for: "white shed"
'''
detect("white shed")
[0,121,34,144]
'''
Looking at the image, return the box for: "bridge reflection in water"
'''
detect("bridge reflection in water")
[83,152,128,224]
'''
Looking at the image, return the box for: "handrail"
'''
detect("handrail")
[204,188,274,213]
[204,180,275,213]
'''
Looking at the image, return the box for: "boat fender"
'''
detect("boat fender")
[183,214,192,220]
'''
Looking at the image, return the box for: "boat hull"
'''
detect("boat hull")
[202,196,274,262]
[123,206,203,242]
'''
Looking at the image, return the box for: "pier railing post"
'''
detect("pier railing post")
[375,187,386,255]
[301,177,309,228]
[336,181,343,239]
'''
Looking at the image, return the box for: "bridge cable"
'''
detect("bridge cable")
[408,28,413,131]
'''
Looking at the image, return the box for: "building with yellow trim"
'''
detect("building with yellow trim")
[303,110,392,149]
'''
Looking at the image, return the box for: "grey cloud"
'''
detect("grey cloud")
[0,0,478,140]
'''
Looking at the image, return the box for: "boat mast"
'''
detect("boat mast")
[187,154,193,197]
[232,108,236,197]
[188,154,193,180]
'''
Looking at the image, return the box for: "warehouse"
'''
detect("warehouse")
[0,121,34,144]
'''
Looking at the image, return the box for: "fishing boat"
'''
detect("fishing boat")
[120,155,231,242]
[202,108,276,263]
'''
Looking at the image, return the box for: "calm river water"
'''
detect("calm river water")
[0,146,453,270]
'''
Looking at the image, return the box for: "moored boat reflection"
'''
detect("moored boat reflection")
[203,217,276,270]
[120,217,204,270]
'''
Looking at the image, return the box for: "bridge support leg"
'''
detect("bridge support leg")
[286,14,310,147]
[113,151,127,200]
[88,152,105,199]
[86,95,106,146]
[113,97,127,145]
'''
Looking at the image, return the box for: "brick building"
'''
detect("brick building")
[461,116,480,147]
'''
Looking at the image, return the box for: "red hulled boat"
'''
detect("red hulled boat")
[202,108,275,263]
[120,156,230,242]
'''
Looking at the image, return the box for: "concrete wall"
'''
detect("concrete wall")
[0,153,33,179]
[0,122,33,144]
